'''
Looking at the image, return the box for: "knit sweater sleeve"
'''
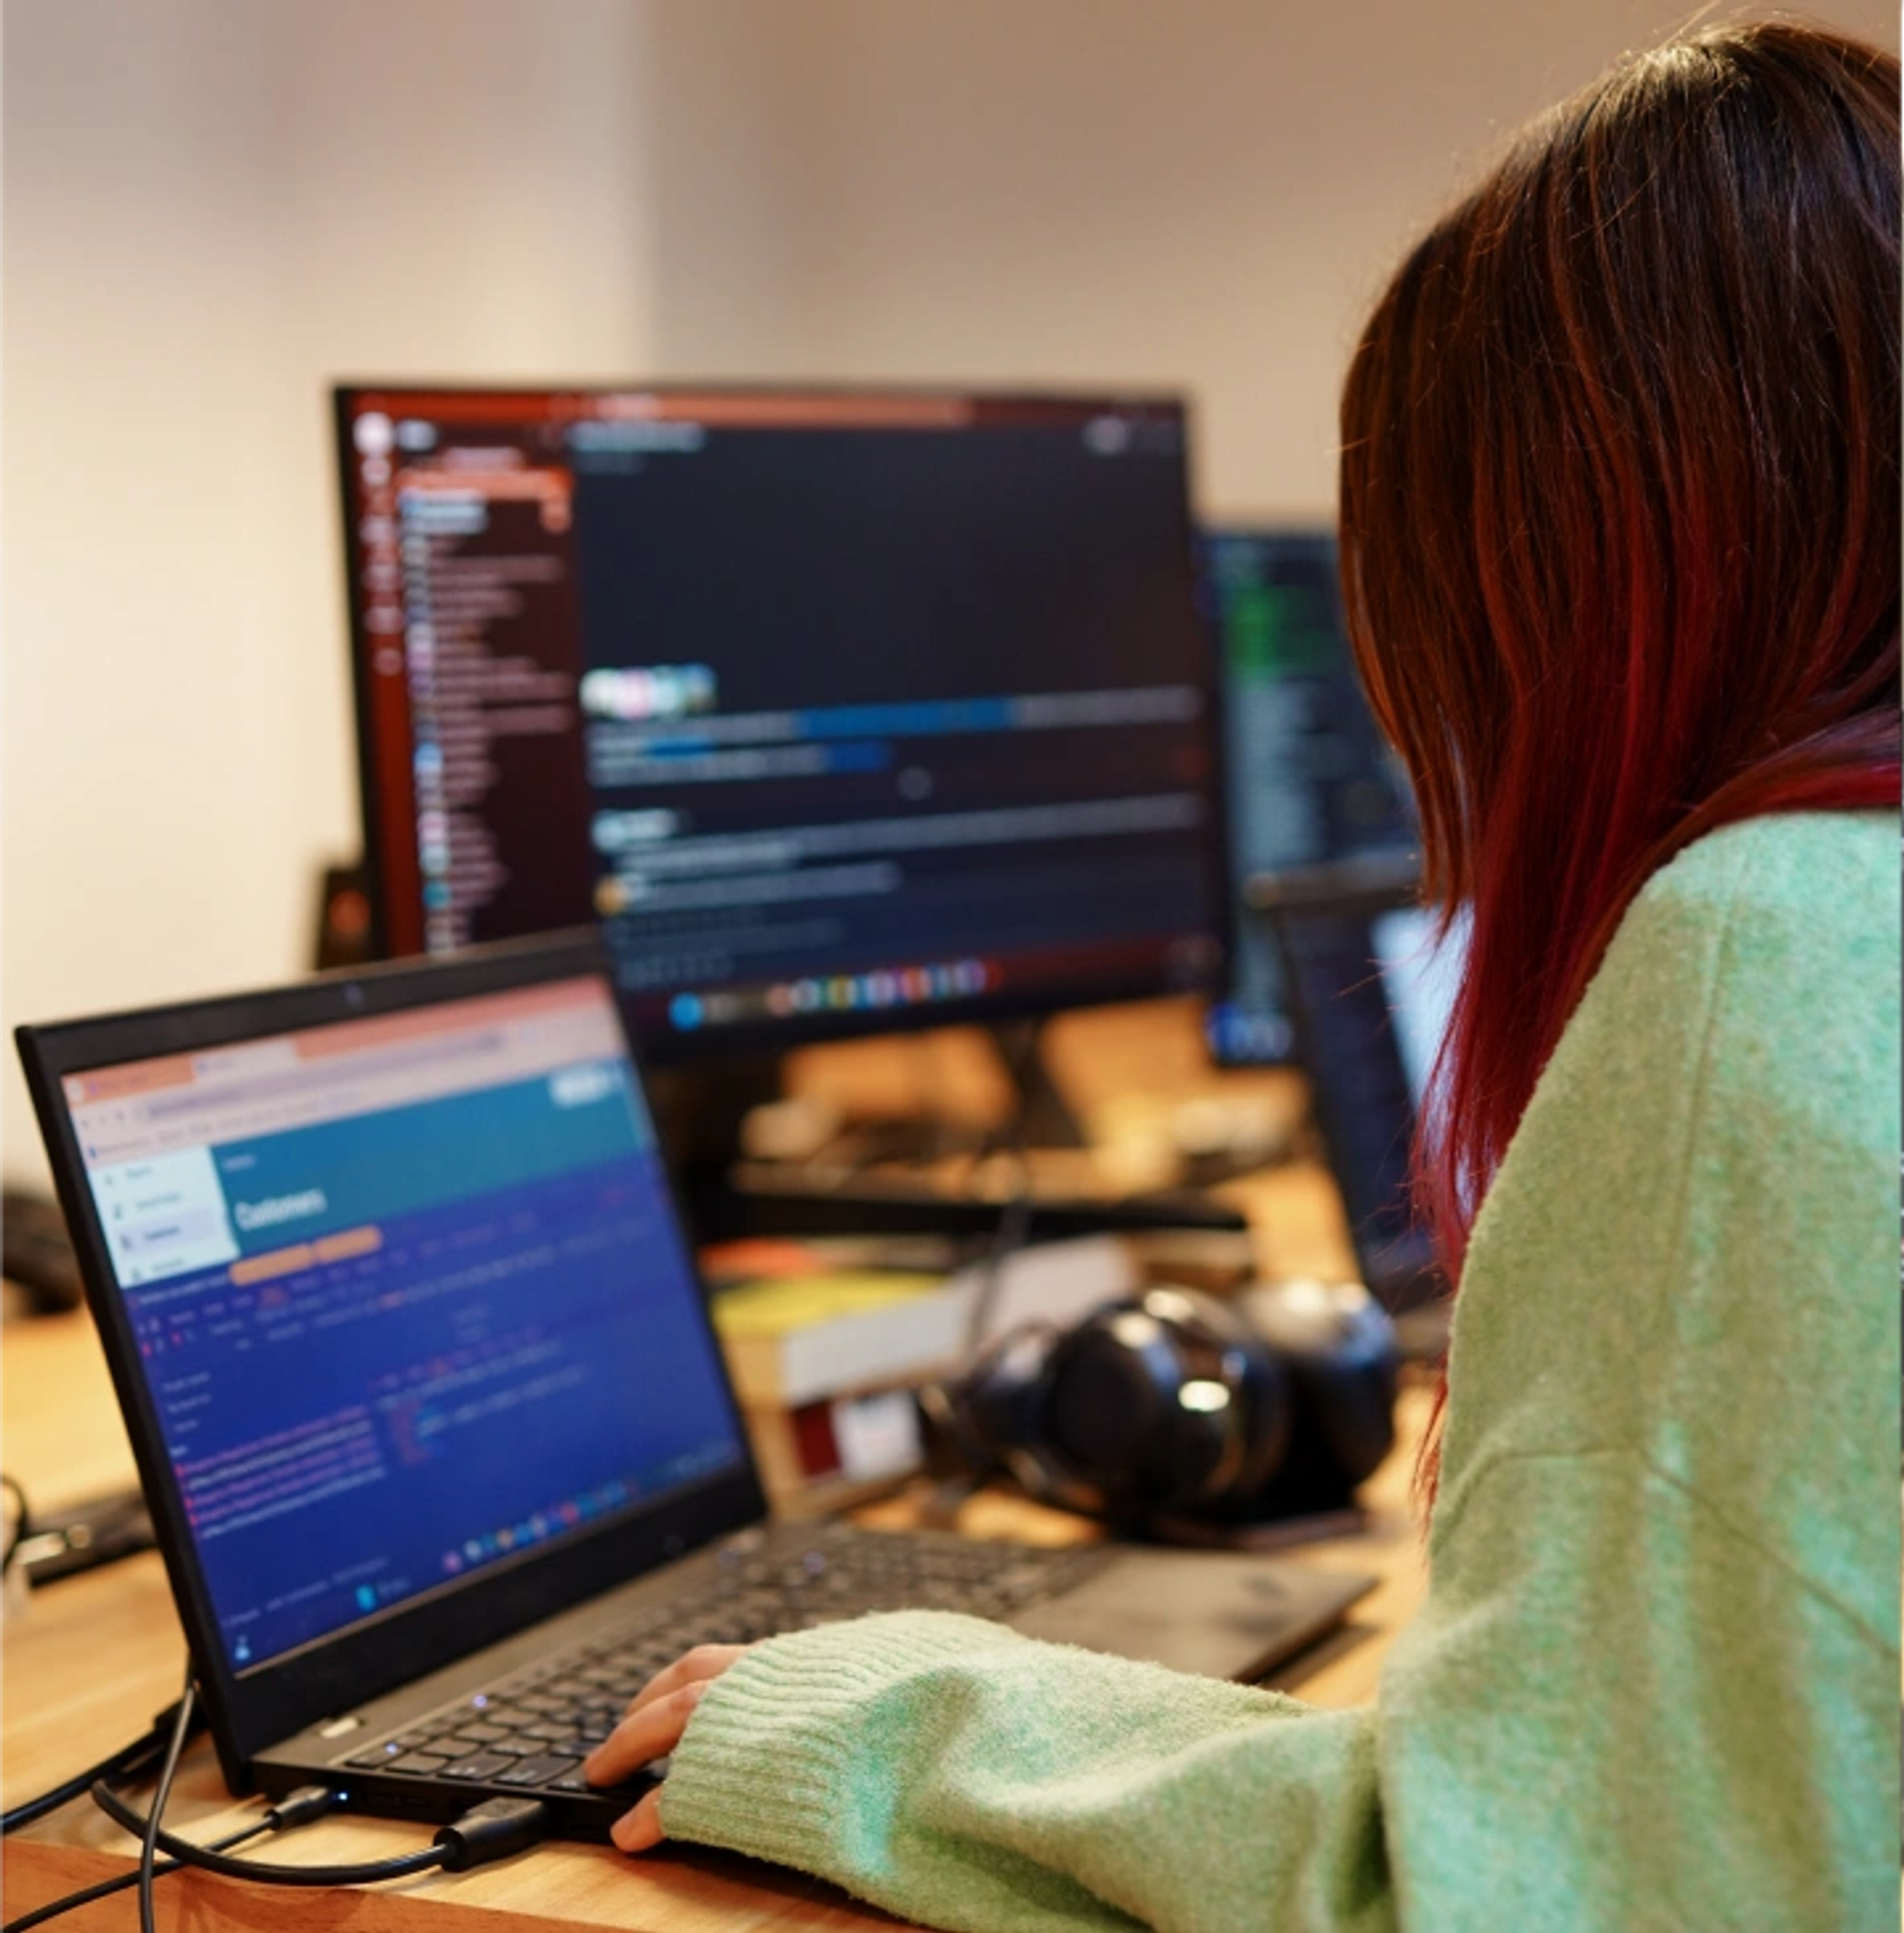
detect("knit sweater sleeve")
[661,1611,1388,1933]
[656,813,1900,1933]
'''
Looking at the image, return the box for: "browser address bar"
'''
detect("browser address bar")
[140,1029,512,1119]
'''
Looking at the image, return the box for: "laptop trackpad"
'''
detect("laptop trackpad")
[1007,1549,1373,1680]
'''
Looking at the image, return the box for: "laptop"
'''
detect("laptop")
[16,931,1373,1841]
[1248,858,1466,1336]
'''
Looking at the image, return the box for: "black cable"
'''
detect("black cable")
[961,1135,1036,1360]
[11,1690,549,1924]
[90,1779,448,1886]
[906,1153,1038,1530]
[1,1722,171,1836]
[90,1781,549,1885]
[138,1673,196,1933]
[1,1817,273,1933]
[5,1784,333,1933]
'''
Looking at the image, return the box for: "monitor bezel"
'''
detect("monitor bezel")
[14,930,768,1790]
[331,379,1235,1068]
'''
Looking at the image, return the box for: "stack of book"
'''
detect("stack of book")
[708,1235,1138,1516]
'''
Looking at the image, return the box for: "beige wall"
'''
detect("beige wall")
[2,0,658,1184]
[636,0,1899,517]
[4,0,1896,1187]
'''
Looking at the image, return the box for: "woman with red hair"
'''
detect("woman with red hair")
[587,22,1900,1928]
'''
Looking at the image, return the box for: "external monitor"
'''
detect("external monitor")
[1201,528,1416,1065]
[334,386,1230,1100]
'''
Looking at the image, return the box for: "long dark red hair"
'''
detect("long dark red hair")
[1337,21,1901,1492]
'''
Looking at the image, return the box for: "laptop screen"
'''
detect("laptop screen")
[1368,905,1466,1111]
[55,974,748,1673]
[1261,885,1467,1312]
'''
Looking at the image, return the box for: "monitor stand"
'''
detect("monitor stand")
[986,1017,1089,1151]
[647,1027,1245,1246]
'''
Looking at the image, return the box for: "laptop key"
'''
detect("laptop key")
[435,1734,505,1757]
[495,1752,581,1787]
[386,1752,452,1775]
[524,1720,584,1744]
[439,1752,515,1781]
[392,1735,437,1754]
[546,1763,653,1794]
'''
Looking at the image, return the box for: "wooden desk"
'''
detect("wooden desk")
[1,1306,1429,1931]
[2,1015,1427,1930]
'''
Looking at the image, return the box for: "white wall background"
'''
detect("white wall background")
[1,0,660,1185]
[4,0,1896,1188]
[633,0,1896,514]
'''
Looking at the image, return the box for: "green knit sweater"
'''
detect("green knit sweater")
[660,812,1901,1932]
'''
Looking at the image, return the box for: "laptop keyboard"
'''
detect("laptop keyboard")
[336,1524,1098,1796]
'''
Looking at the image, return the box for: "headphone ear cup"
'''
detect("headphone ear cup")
[1178,1289,1292,1506]
[1038,1287,1291,1523]
[1230,1279,1400,1515]
[915,1326,1071,1500]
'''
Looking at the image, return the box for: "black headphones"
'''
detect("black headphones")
[917,1278,1399,1539]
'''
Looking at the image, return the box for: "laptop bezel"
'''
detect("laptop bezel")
[14,929,769,1793]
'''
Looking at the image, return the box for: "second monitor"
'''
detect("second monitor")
[336,385,1231,1082]
[1201,527,1417,1067]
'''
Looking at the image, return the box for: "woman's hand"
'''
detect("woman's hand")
[582,1643,753,1852]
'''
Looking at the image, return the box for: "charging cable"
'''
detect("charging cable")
[86,1680,550,1887]
[2,1778,336,1933]
[9,1669,550,1933]
[92,1774,553,1884]
[1,1711,181,1838]
[1,1813,277,1933]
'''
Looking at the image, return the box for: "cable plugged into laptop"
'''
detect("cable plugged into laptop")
[8,1783,552,1933]
[87,1776,554,1886]
[262,1783,349,1832]
[4,1671,555,1933]
[432,1795,556,1872]
[2,1784,345,1933]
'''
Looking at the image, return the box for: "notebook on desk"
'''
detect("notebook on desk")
[15,932,1371,1841]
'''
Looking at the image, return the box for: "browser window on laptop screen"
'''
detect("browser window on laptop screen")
[60,975,749,1675]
